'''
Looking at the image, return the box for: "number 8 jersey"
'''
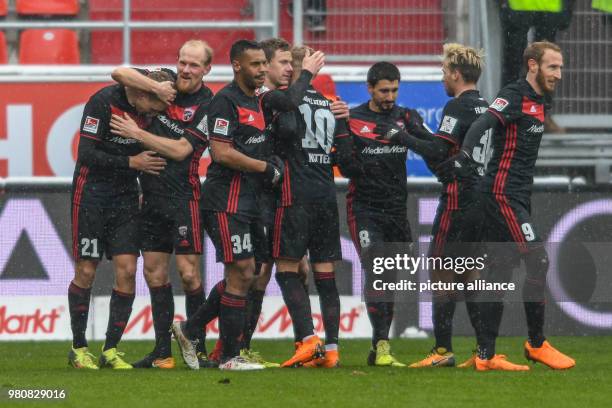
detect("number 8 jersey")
[275,87,349,206]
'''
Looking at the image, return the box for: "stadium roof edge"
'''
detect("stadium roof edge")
[0,65,442,82]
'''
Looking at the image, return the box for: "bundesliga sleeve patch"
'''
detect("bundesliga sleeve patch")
[439,115,457,134]
[213,118,229,136]
[197,114,208,135]
[490,97,509,112]
[83,116,100,134]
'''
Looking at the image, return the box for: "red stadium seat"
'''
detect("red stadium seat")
[0,32,7,63]
[19,29,80,64]
[16,0,79,16]
[0,0,7,17]
[312,74,338,100]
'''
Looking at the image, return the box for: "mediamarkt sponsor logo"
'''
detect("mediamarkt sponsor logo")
[362,145,407,155]
[0,305,62,334]
[157,114,185,135]
[111,296,370,339]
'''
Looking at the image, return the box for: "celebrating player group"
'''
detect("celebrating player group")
[67,35,575,371]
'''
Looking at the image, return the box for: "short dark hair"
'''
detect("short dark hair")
[230,39,262,63]
[523,41,562,70]
[367,62,401,87]
[260,38,291,62]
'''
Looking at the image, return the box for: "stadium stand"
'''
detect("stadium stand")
[19,29,80,64]
[89,0,255,64]
[16,0,79,16]
[302,0,445,60]
[0,31,6,63]
[0,0,6,17]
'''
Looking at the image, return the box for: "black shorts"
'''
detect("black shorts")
[140,194,202,255]
[430,190,484,257]
[480,192,542,252]
[347,209,412,256]
[203,211,268,263]
[71,204,139,261]
[272,202,341,263]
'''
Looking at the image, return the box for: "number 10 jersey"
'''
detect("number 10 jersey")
[275,87,348,206]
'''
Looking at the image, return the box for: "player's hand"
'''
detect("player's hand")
[110,113,143,140]
[374,123,408,145]
[262,155,285,188]
[154,81,177,105]
[435,149,477,183]
[330,100,349,119]
[129,151,167,175]
[302,50,325,76]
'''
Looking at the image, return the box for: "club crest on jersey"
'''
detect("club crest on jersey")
[83,116,100,134]
[490,98,509,112]
[197,114,208,135]
[183,108,195,121]
[439,115,458,134]
[178,225,188,238]
[213,118,229,135]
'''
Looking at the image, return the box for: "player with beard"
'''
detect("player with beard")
[338,62,428,367]
[171,40,325,370]
[438,41,575,371]
[375,44,489,368]
[68,75,168,369]
[109,40,215,368]
[197,38,299,368]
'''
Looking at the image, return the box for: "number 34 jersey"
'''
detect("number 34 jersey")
[275,87,348,206]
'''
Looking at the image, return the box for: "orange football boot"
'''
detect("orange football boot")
[303,349,339,368]
[281,336,324,367]
[524,340,575,370]
[475,354,530,371]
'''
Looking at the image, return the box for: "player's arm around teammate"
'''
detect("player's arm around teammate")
[110,41,214,368]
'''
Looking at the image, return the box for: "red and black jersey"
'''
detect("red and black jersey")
[434,90,489,209]
[139,74,212,201]
[201,81,271,219]
[72,84,149,208]
[275,87,349,206]
[481,78,548,198]
[347,103,424,215]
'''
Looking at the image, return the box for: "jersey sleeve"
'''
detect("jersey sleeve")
[434,99,467,146]
[79,93,110,142]
[183,103,209,149]
[206,94,238,144]
[487,86,523,125]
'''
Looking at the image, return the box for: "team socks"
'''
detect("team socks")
[219,292,247,361]
[68,281,91,349]
[433,295,456,352]
[185,279,225,339]
[103,289,135,351]
[149,283,174,357]
[242,289,265,350]
[314,271,340,345]
[276,272,315,341]
[185,284,206,353]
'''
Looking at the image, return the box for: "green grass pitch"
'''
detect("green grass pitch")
[1,337,610,407]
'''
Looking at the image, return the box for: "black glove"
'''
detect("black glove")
[263,155,285,188]
[374,123,409,145]
[435,149,477,183]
